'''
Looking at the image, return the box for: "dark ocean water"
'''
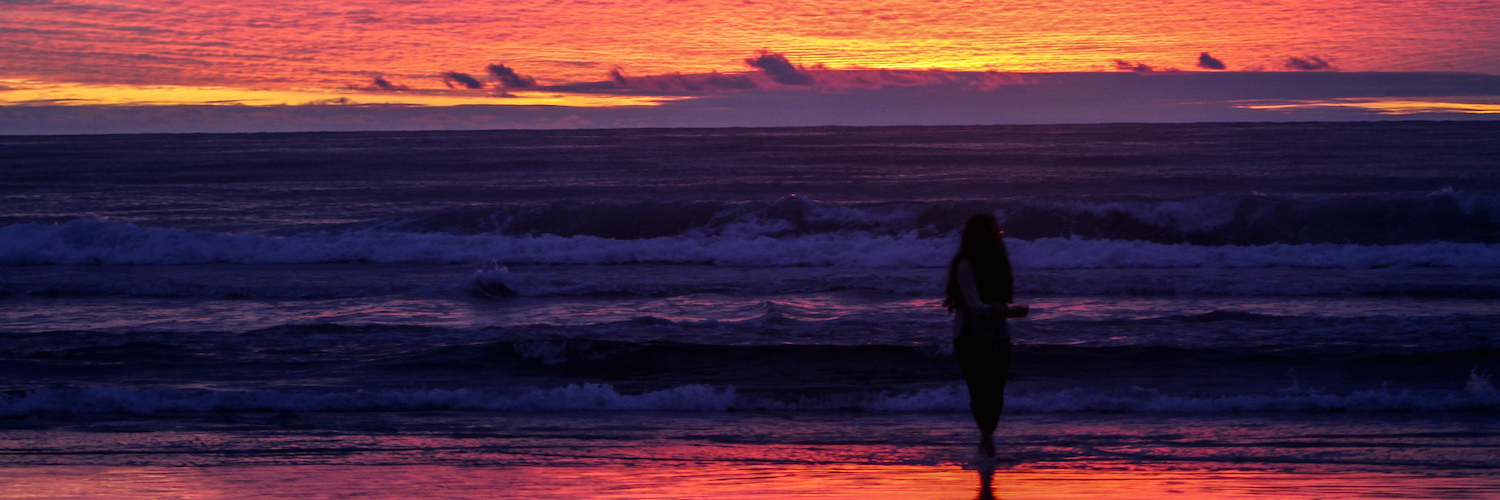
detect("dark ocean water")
[1,121,1498,433]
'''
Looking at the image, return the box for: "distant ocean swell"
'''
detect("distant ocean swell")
[473,268,1500,299]
[4,321,1492,353]
[0,280,435,300]
[3,268,1494,299]
[402,192,1500,245]
[4,218,1498,269]
[4,266,1496,299]
[3,380,1495,416]
[14,338,1497,388]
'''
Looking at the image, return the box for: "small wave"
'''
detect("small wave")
[0,282,419,300]
[0,219,946,267]
[5,219,1499,269]
[727,300,838,322]
[388,193,1500,245]
[4,383,1495,416]
[881,384,1500,413]
[400,196,940,239]
[0,384,737,416]
[468,265,642,298]
[1014,238,1500,269]
[20,272,1482,301]
[1168,310,1272,323]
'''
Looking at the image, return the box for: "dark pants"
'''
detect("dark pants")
[955,334,1012,434]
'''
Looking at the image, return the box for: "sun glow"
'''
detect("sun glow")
[3,0,1497,104]
[1238,97,1500,115]
[0,81,681,108]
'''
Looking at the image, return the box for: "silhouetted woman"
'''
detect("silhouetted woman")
[946,214,1026,458]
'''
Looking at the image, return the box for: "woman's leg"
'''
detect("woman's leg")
[956,335,1012,456]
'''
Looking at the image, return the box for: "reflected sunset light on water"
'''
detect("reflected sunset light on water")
[3,2,1499,498]
[6,463,1498,499]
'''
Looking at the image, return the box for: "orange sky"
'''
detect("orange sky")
[2,0,1498,131]
[6,0,1498,94]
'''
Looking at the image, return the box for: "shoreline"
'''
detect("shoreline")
[3,462,1496,499]
[2,412,1496,498]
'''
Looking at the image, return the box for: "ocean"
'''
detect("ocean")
[2,122,1498,498]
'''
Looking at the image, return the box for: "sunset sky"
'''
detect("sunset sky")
[3,0,1499,133]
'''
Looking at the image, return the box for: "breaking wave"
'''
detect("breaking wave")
[4,218,1498,269]
[393,192,1500,245]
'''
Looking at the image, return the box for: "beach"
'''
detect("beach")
[4,412,1498,498]
[2,122,1498,498]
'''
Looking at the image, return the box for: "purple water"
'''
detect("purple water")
[1,123,1498,491]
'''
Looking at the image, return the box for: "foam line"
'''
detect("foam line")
[4,219,1497,269]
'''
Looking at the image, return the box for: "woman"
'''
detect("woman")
[945,214,1026,458]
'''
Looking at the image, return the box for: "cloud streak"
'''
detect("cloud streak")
[704,72,757,90]
[600,70,759,92]
[372,77,408,91]
[1197,53,1226,70]
[592,67,1032,94]
[487,63,537,89]
[744,51,813,85]
[442,72,484,89]
[7,72,1499,134]
[1114,60,1154,73]
[1284,55,1333,71]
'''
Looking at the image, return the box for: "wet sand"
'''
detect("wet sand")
[4,462,1498,499]
[2,412,1496,499]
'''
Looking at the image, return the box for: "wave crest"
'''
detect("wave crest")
[4,383,1495,415]
[5,219,1497,269]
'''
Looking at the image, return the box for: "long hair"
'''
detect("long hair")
[944,214,1013,312]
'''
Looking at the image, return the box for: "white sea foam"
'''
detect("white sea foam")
[1432,188,1500,219]
[1025,196,1242,233]
[3,383,1495,415]
[3,219,1498,269]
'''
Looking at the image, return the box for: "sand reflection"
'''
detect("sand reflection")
[4,463,1498,499]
